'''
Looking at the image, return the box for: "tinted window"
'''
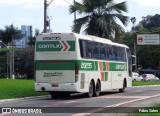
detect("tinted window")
[92,42,99,59]
[79,39,127,62]
[87,41,93,58]
[99,44,106,59]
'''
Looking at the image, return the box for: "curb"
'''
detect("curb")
[0,95,50,104]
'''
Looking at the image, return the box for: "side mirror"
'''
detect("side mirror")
[131,55,136,66]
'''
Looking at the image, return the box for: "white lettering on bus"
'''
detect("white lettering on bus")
[81,62,92,69]
[38,44,62,49]
[116,64,125,70]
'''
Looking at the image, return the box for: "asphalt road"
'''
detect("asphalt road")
[0,85,160,116]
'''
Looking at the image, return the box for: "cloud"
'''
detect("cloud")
[132,0,160,7]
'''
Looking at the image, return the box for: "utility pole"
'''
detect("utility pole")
[11,36,15,79]
[44,0,47,33]
[7,52,9,79]
[134,42,137,71]
[74,0,76,22]
[9,44,12,79]
[44,0,53,33]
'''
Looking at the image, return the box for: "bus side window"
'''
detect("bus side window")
[122,48,126,61]
[108,46,112,60]
[117,47,122,61]
[86,41,93,58]
[79,39,87,58]
[93,42,99,59]
[110,47,115,60]
[114,47,118,60]
[100,44,106,59]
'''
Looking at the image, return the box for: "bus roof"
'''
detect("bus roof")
[74,33,129,48]
[38,32,129,48]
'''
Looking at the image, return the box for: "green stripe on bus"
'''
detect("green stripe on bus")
[105,72,108,81]
[35,60,127,71]
[36,61,75,70]
[67,41,75,51]
[36,41,62,52]
[77,60,95,71]
[103,62,106,71]
[110,62,126,71]
[36,41,75,52]
[94,61,98,71]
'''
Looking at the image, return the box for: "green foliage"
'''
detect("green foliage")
[133,14,160,32]
[124,14,160,70]
[0,48,9,53]
[69,0,129,39]
[0,24,23,44]
[14,47,34,79]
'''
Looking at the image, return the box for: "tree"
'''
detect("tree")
[0,24,23,44]
[135,14,160,31]
[69,0,129,39]
[122,14,160,70]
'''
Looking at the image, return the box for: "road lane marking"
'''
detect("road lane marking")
[71,93,160,116]
[42,100,76,107]
[99,95,150,99]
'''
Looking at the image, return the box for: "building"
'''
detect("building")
[15,25,32,48]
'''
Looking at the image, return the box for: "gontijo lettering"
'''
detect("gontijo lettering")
[38,44,62,49]
[116,64,125,70]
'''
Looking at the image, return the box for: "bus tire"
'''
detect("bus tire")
[94,80,101,97]
[86,81,94,98]
[119,80,126,93]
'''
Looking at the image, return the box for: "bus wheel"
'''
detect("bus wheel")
[86,81,94,98]
[94,81,101,97]
[119,80,126,93]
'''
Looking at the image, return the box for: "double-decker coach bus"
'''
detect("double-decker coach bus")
[35,33,132,98]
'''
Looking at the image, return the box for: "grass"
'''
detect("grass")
[132,81,160,86]
[0,79,160,100]
[0,79,48,100]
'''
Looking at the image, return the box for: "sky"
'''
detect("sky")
[0,0,160,35]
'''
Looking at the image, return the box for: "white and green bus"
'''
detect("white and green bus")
[35,33,132,98]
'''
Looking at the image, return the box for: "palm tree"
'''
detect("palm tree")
[69,0,129,39]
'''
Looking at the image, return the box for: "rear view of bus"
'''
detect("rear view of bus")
[35,33,78,98]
